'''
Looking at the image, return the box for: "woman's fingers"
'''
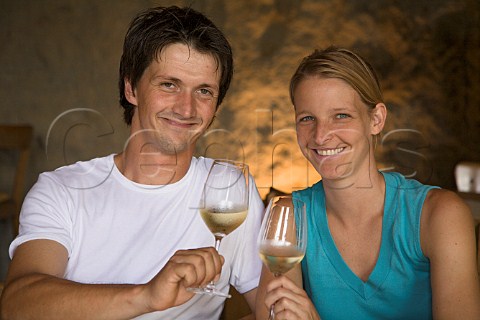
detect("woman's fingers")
[265,275,319,320]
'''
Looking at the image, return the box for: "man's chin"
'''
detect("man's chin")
[158,140,195,156]
[150,131,200,156]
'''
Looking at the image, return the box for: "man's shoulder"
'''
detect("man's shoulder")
[191,156,214,174]
[39,154,116,189]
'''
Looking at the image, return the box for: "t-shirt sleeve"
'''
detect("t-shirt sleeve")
[9,173,73,258]
[228,175,265,294]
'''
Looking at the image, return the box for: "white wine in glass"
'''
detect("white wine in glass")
[188,159,249,298]
[257,196,307,319]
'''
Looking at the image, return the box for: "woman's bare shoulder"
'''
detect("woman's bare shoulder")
[421,188,475,257]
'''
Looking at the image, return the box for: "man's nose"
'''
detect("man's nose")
[173,91,196,118]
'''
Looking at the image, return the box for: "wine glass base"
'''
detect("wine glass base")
[186,286,232,298]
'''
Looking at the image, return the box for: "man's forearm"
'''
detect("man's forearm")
[1,273,150,320]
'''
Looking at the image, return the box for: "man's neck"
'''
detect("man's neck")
[114,144,193,186]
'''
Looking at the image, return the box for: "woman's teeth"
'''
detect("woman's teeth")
[316,147,344,156]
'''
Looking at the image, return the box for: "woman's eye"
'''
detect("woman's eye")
[336,113,350,119]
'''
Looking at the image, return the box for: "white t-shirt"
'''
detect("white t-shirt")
[10,155,265,319]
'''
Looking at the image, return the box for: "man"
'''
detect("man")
[0,6,264,319]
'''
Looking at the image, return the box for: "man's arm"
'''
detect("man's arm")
[421,189,480,319]
[0,239,223,320]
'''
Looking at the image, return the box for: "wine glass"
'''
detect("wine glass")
[188,159,250,298]
[257,195,307,319]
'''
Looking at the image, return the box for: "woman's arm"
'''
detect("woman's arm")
[421,189,480,319]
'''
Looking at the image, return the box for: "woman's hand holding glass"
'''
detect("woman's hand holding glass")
[264,275,321,320]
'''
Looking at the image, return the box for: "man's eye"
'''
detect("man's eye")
[198,88,213,96]
[161,82,175,89]
[300,116,315,122]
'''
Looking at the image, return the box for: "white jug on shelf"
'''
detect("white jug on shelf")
[455,162,480,193]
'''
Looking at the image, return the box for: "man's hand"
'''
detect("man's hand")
[142,247,224,311]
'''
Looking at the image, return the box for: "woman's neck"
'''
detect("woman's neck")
[323,169,386,224]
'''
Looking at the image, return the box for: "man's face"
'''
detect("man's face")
[125,43,220,156]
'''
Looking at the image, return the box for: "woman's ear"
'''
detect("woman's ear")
[371,103,387,135]
[124,78,138,106]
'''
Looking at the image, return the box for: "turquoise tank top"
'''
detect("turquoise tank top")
[293,172,438,320]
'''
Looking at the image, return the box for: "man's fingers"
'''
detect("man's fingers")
[169,247,223,287]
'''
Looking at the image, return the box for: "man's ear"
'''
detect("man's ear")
[124,79,137,106]
[371,103,387,135]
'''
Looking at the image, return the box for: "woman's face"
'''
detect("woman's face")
[294,77,383,183]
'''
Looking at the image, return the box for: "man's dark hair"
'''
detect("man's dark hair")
[119,6,234,125]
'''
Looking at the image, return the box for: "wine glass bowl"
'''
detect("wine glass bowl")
[199,160,249,240]
[258,240,305,276]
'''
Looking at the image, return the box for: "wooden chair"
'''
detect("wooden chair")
[0,124,33,237]
[477,223,480,275]
[220,287,253,319]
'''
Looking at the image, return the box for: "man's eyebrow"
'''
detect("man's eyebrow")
[150,75,220,92]
[198,82,219,90]
[151,75,179,82]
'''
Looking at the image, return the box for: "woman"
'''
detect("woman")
[256,47,480,319]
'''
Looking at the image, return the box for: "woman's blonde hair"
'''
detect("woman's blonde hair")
[289,46,384,110]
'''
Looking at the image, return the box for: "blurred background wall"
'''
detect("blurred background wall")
[1,0,480,278]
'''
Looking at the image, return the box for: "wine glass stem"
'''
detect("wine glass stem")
[204,237,223,289]
[214,237,222,251]
[268,305,275,320]
[268,273,281,320]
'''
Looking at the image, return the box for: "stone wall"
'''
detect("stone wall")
[1,0,479,198]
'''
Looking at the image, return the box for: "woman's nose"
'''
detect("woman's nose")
[314,123,334,145]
